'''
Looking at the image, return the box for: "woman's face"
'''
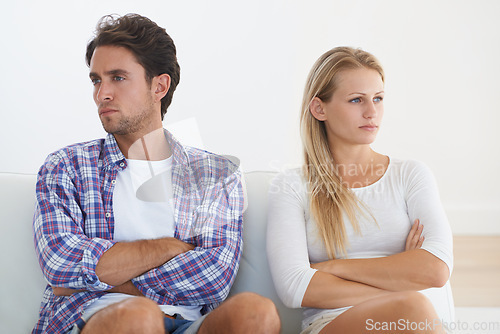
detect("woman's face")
[317,68,385,148]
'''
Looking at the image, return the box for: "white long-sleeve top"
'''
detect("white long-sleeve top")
[266,158,454,328]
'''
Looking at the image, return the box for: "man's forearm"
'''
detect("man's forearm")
[108,280,144,296]
[96,237,195,286]
[52,280,144,297]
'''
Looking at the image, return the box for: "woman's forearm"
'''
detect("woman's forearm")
[311,249,449,291]
[302,271,392,309]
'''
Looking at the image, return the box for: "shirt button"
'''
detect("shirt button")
[105,212,111,218]
[111,180,116,185]
[119,162,125,167]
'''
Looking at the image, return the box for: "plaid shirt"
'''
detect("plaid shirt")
[32,130,244,334]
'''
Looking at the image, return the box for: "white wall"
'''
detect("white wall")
[1,0,499,234]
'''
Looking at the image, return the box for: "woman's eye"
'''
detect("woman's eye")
[349,98,361,103]
[374,96,383,102]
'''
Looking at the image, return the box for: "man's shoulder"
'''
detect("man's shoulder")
[183,146,241,182]
[41,138,106,172]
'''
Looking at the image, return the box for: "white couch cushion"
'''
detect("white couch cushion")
[0,173,46,334]
[0,171,302,334]
[230,171,302,333]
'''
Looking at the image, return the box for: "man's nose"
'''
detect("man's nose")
[96,82,113,103]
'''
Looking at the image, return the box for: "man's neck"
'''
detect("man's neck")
[115,128,172,161]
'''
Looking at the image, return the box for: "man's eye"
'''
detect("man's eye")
[91,78,101,86]
[114,76,125,81]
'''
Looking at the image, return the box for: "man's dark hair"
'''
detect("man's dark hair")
[86,14,180,120]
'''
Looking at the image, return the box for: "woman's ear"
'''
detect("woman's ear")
[152,74,171,102]
[309,97,327,121]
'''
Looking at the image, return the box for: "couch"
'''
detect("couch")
[0,171,303,334]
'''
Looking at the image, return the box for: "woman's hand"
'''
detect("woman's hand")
[405,219,424,251]
[309,218,447,291]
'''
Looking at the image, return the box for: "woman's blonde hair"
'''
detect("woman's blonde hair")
[300,46,384,259]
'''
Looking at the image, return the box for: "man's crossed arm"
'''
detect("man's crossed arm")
[52,237,194,296]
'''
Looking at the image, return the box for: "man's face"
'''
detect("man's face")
[89,45,161,137]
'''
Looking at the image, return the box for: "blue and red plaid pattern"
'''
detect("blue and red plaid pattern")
[32,130,244,334]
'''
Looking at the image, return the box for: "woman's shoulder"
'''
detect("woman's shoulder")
[388,157,435,181]
[274,167,304,182]
[269,167,308,196]
[389,157,429,171]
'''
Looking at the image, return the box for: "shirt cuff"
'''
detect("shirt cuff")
[81,237,116,291]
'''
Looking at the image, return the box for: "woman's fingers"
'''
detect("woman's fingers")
[405,219,424,251]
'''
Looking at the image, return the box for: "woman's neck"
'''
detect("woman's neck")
[330,145,389,188]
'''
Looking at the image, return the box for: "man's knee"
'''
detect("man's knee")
[238,292,278,316]
[228,292,281,331]
[116,297,164,318]
[83,297,165,334]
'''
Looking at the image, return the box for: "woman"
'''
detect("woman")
[267,47,453,334]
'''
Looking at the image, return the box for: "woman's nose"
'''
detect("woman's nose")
[363,102,377,118]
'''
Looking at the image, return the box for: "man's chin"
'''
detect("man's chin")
[101,123,123,135]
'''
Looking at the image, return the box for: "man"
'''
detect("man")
[32,14,280,334]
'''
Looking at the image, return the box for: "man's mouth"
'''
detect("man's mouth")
[99,108,118,116]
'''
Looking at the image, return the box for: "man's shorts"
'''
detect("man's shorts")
[69,308,207,334]
[164,314,207,334]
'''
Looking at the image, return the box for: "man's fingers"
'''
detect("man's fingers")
[52,287,84,296]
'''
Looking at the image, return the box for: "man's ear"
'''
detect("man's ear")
[153,74,171,102]
[309,97,327,121]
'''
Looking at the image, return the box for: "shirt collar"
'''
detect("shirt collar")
[164,129,190,167]
[101,129,190,169]
[103,134,126,168]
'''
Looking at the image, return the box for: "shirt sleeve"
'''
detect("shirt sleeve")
[403,160,454,275]
[33,153,115,291]
[266,171,317,308]
[131,168,245,309]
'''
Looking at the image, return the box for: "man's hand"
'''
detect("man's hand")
[53,237,196,296]
[52,281,144,297]
[52,287,84,296]
[96,237,195,286]
[405,219,424,251]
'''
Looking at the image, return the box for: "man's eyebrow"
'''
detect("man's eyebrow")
[89,69,130,79]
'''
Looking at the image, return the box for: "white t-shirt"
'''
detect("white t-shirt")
[85,157,202,321]
[266,158,454,329]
